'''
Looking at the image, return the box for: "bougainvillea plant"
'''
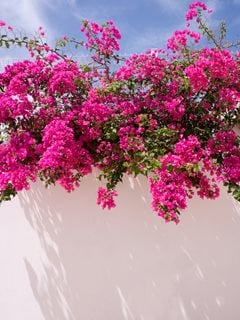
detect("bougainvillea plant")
[1,2,240,223]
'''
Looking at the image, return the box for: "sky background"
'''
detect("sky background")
[0,0,240,66]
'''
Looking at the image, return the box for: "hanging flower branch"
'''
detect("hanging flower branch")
[1,2,240,223]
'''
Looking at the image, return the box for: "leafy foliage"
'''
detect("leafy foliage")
[1,3,240,223]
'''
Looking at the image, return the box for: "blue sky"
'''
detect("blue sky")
[0,0,240,65]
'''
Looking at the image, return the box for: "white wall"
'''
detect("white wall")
[1,174,240,320]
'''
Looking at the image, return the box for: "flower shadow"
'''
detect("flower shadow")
[19,175,240,320]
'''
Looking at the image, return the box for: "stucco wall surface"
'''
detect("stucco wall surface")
[1,175,240,320]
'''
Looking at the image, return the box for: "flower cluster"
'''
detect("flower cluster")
[1,1,240,223]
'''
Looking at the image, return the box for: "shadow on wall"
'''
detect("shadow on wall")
[19,174,240,320]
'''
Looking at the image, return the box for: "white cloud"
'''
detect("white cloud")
[126,0,222,54]
[0,0,47,32]
[66,0,76,5]
[151,0,186,13]
[126,28,172,53]
[0,0,55,64]
[0,54,19,70]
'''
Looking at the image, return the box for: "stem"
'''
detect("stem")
[199,20,221,50]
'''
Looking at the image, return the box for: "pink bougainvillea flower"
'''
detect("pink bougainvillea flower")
[0,1,240,224]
